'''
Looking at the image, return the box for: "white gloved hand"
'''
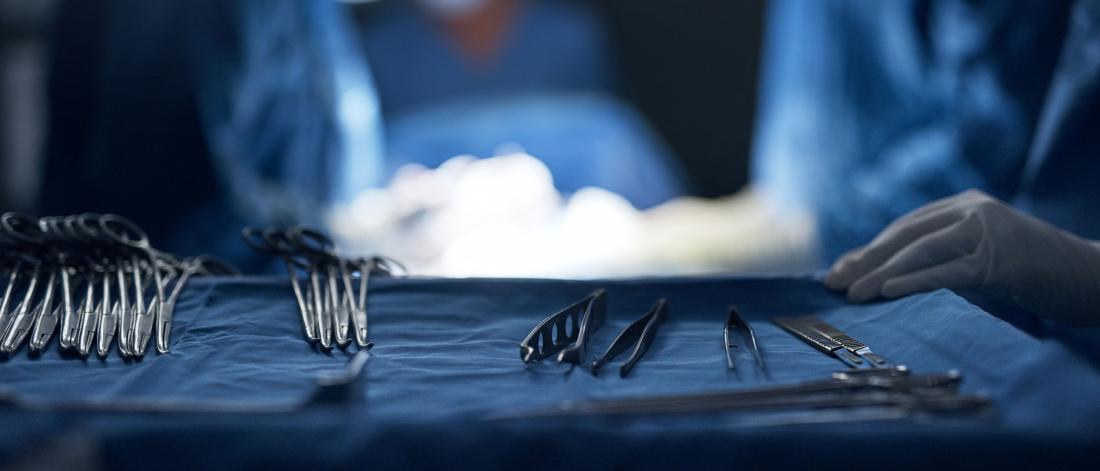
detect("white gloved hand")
[824,189,1100,325]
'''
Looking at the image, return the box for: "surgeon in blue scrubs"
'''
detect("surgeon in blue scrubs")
[752,0,1100,325]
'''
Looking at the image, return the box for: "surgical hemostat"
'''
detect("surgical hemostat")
[0,212,238,359]
[242,225,401,350]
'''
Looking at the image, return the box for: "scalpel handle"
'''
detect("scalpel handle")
[773,317,866,369]
[799,318,894,368]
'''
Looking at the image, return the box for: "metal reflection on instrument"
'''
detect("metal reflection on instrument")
[0,212,239,359]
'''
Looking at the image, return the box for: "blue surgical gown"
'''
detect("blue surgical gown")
[42,0,383,270]
[753,0,1100,263]
[359,0,687,209]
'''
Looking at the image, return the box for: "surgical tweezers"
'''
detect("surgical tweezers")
[520,289,605,364]
[591,298,666,377]
[725,306,768,378]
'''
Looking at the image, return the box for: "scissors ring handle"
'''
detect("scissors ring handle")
[98,214,151,250]
[240,226,280,255]
[1,212,46,246]
[369,255,407,276]
[288,226,337,260]
[193,255,242,276]
[37,216,70,245]
[73,213,115,245]
[261,228,297,255]
[62,215,95,245]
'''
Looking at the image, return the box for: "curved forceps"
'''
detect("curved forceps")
[153,255,238,354]
[0,213,48,351]
[70,214,121,357]
[289,227,352,348]
[242,226,320,343]
[99,214,163,357]
[33,216,78,351]
[0,214,44,320]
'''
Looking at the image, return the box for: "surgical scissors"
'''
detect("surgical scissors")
[155,255,239,354]
[242,226,320,344]
[99,214,164,357]
[290,227,352,347]
[0,212,238,359]
[242,226,393,351]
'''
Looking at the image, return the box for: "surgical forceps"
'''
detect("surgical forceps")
[99,214,165,357]
[0,213,49,353]
[725,306,768,378]
[242,226,385,350]
[290,227,354,347]
[520,289,606,365]
[1,212,238,359]
[591,298,666,377]
[243,226,318,343]
[154,255,238,354]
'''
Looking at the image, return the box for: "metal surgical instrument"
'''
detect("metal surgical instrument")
[489,367,989,420]
[520,289,606,364]
[796,317,895,368]
[156,255,239,354]
[591,298,666,377]
[773,317,868,369]
[0,212,238,359]
[0,350,372,414]
[290,227,351,348]
[243,226,317,342]
[725,306,768,378]
[99,214,163,357]
[242,226,390,350]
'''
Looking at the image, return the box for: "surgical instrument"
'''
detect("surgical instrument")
[0,212,239,359]
[773,317,868,369]
[243,226,317,342]
[0,350,371,414]
[794,317,894,368]
[725,306,768,378]
[99,214,164,357]
[290,227,347,348]
[520,289,606,364]
[154,255,238,354]
[591,298,666,377]
[489,367,989,420]
[242,225,396,350]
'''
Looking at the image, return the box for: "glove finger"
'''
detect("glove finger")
[825,246,868,289]
[845,219,979,303]
[896,192,963,221]
[827,207,961,290]
[879,255,985,298]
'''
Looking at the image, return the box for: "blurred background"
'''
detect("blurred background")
[0,0,789,277]
[5,0,1081,278]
